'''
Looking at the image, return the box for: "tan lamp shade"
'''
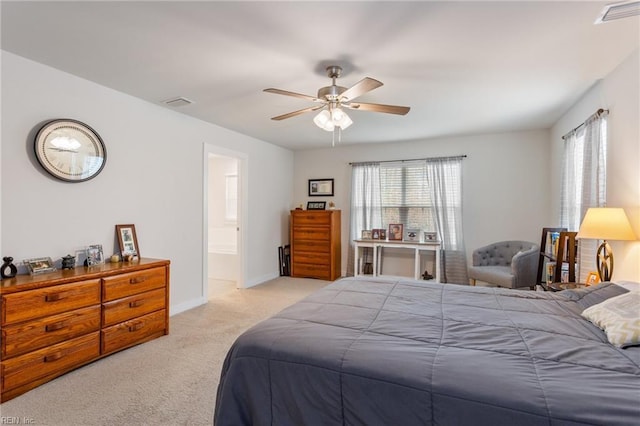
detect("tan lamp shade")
[577,208,637,241]
[577,207,636,282]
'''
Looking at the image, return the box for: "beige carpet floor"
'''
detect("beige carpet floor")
[0,276,328,425]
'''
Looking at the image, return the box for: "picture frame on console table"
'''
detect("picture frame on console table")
[388,224,403,241]
[116,224,140,258]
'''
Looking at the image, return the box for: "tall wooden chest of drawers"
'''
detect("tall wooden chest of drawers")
[0,258,169,402]
[290,210,341,281]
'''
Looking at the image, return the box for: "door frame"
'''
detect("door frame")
[202,143,248,297]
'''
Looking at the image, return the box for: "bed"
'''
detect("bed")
[214,277,640,425]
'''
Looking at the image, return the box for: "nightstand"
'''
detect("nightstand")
[543,282,587,292]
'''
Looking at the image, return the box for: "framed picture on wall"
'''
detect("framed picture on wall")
[308,178,334,197]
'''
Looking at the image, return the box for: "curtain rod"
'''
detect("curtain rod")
[561,108,609,140]
[349,155,467,166]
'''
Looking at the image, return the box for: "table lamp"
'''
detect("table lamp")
[576,207,637,282]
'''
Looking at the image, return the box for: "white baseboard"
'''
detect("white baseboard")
[243,272,280,288]
[170,296,207,316]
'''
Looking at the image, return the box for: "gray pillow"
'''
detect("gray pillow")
[557,282,629,310]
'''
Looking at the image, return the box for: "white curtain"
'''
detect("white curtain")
[347,163,382,276]
[560,110,608,281]
[425,157,468,283]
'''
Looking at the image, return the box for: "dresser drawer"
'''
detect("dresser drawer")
[102,267,166,302]
[294,252,330,265]
[293,212,332,226]
[102,288,166,327]
[292,227,330,242]
[1,332,100,393]
[2,306,100,359]
[292,263,331,280]
[292,240,330,253]
[101,309,167,354]
[2,280,101,325]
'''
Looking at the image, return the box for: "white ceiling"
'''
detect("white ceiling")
[2,1,639,150]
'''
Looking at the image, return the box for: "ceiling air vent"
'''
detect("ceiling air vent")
[595,1,640,24]
[163,97,194,107]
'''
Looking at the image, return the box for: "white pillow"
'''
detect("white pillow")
[582,291,640,348]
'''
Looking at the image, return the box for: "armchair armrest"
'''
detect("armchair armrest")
[511,245,539,288]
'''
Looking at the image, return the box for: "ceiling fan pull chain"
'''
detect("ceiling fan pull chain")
[332,128,336,147]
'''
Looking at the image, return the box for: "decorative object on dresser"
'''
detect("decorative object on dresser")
[306,201,326,210]
[85,244,104,266]
[290,210,341,281]
[115,224,140,258]
[1,256,18,279]
[61,254,76,269]
[33,119,106,182]
[0,258,170,402]
[23,257,56,275]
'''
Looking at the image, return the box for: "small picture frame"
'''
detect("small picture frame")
[586,271,600,286]
[372,229,380,239]
[388,224,404,241]
[378,229,387,240]
[86,244,104,266]
[307,201,326,210]
[23,257,56,275]
[361,230,372,239]
[405,228,420,241]
[308,178,334,197]
[424,231,438,242]
[116,224,140,258]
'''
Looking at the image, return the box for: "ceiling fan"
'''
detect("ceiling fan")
[264,65,410,133]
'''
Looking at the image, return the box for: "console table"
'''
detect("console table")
[0,257,170,402]
[354,239,441,282]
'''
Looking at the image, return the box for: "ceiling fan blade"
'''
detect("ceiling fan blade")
[345,102,410,115]
[339,77,383,101]
[264,88,320,102]
[271,105,325,121]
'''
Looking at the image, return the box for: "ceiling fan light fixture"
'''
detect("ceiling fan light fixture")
[334,110,353,130]
[314,110,335,131]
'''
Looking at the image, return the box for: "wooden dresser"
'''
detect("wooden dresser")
[290,210,341,281]
[0,258,169,402]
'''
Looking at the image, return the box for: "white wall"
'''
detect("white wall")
[1,51,294,314]
[294,129,551,277]
[550,49,640,282]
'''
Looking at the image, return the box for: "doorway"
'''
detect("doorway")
[203,144,247,300]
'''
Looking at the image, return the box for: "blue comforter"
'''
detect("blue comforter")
[215,278,639,425]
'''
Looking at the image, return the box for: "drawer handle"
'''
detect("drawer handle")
[128,322,144,332]
[45,293,66,302]
[129,277,146,284]
[45,321,67,332]
[44,352,63,363]
[129,299,144,308]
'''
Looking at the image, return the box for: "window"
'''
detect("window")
[225,174,238,222]
[379,161,435,234]
[560,109,608,279]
